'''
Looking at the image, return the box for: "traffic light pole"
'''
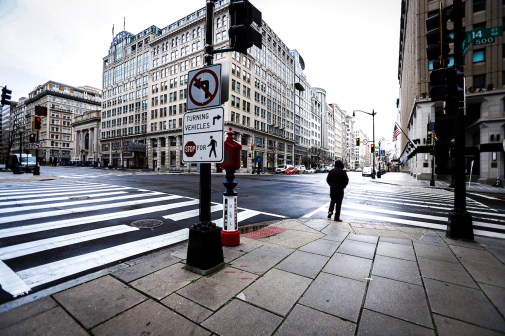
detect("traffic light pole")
[446,0,473,240]
[185,0,224,275]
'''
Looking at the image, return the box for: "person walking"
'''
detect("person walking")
[326,160,349,222]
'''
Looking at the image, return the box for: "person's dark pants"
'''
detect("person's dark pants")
[328,189,344,220]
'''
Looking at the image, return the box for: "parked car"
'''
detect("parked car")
[317,166,330,173]
[304,168,316,174]
[8,154,37,172]
[295,165,306,173]
[275,165,289,174]
[362,166,373,177]
[285,166,299,175]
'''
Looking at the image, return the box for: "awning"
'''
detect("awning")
[480,143,505,152]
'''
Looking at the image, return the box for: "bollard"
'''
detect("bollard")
[221,127,242,246]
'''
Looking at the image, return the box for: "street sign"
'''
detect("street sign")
[363,139,368,145]
[462,26,503,54]
[182,107,224,163]
[187,64,221,110]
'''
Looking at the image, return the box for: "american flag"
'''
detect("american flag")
[392,124,401,142]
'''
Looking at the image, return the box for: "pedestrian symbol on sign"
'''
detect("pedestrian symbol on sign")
[209,136,217,158]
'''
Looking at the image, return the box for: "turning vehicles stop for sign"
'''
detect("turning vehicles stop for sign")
[182,107,224,163]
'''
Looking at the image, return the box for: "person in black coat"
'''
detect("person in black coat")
[326,160,349,222]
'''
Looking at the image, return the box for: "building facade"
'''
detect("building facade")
[9,81,102,165]
[398,0,505,183]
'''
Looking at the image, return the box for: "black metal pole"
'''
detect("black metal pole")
[33,130,40,175]
[447,0,473,240]
[185,0,224,275]
[371,110,376,179]
[430,152,435,186]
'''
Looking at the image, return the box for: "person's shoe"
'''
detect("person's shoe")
[334,218,342,222]
[327,212,333,219]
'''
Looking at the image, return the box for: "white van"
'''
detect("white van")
[362,166,373,177]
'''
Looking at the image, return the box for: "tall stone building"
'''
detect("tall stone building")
[101,0,341,172]
[398,0,505,183]
[8,81,101,165]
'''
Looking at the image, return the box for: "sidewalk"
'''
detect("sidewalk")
[1,218,504,335]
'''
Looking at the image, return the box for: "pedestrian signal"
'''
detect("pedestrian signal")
[370,144,375,153]
[355,137,360,146]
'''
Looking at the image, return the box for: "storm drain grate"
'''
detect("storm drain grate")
[241,226,287,239]
[129,219,164,229]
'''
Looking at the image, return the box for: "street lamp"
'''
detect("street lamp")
[353,109,377,179]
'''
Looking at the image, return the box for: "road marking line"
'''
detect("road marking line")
[0,186,132,201]
[0,225,139,260]
[17,229,189,288]
[303,202,330,218]
[0,192,163,214]
[341,210,447,230]
[0,190,129,206]
[468,192,500,200]
[0,195,183,224]
[164,204,223,221]
[0,184,109,196]
[0,260,31,298]
[342,203,447,222]
[0,199,199,238]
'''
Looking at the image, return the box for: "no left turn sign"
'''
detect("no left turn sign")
[187,64,221,110]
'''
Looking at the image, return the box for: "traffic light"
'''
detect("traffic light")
[355,137,360,146]
[429,68,450,102]
[1,86,12,106]
[370,144,375,153]
[33,116,42,130]
[427,131,433,146]
[228,0,262,55]
[29,133,36,143]
[426,4,452,68]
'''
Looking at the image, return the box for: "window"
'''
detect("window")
[473,0,485,12]
[473,49,485,63]
[473,74,486,88]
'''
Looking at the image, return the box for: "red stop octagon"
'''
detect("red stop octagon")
[184,141,197,157]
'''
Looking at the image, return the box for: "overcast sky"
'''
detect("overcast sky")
[0,0,401,141]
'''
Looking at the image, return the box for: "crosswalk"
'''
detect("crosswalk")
[0,181,284,299]
[305,187,505,239]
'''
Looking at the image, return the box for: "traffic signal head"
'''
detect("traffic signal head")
[1,86,12,106]
[370,144,375,153]
[33,116,42,130]
[229,0,262,55]
[426,5,452,67]
[427,131,433,146]
[29,133,36,143]
[355,137,360,146]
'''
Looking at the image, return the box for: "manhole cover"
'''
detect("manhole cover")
[129,219,164,229]
[69,196,90,200]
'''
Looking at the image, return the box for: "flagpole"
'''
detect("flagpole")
[394,122,416,148]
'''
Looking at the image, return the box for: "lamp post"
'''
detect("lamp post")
[353,109,377,179]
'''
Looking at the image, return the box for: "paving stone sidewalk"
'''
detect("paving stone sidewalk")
[1,218,505,335]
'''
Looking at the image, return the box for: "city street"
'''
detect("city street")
[0,166,504,303]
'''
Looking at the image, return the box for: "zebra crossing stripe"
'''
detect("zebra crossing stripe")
[341,209,447,230]
[0,225,139,260]
[0,190,129,206]
[0,194,183,224]
[164,204,223,221]
[0,260,31,298]
[0,192,164,214]
[0,186,132,201]
[16,229,189,288]
[342,203,448,222]
[0,183,110,196]
[0,199,200,238]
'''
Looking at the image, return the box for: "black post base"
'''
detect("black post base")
[447,210,474,241]
[33,166,40,176]
[185,222,224,275]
